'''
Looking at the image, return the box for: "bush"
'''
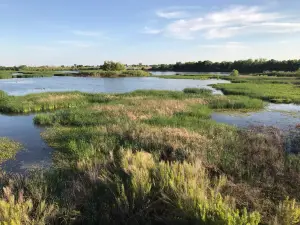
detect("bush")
[231,69,239,77]
[102,61,125,71]
[0,186,57,224]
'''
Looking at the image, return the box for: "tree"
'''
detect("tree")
[102,61,125,71]
[231,69,239,77]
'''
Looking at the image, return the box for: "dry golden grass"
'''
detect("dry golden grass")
[91,98,206,120]
[36,94,84,103]
[108,124,210,162]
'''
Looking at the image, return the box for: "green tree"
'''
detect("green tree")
[231,69,239,76]
[102,61,125,71]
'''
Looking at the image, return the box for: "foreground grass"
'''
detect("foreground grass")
[0,138,22,162]
[0,88,298,224]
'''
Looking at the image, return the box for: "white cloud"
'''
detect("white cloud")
[150,5,300,40]
[143,27,162,34]
[72,30,102,37]
[156,10,188,19]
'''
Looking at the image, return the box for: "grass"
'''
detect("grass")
[157,74,220,79]
[213,83,300,104]
[0,71,13,79]
[57,69,150,77]
[0,91,88,113]
[0,88,300,224]
[0,138,22,162]
[0,69,150,79]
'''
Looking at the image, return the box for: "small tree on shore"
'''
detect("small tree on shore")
[231,69,239,77]
[102,61,125,71]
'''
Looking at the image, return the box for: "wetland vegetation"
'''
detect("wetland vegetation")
[0,85,299,224]
[0,138,22,162]
[0,59,300,224]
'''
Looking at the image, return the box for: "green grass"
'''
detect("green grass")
[208,95,265,110]
[0,91,89,113]
[213,83,300,104]
[183,87,213,95]
[0,138,22,162]
[157,74,220,79]
[1,88,300,224]
[0,69,150,79]
[0,71,13,79]
[75,69,150,77]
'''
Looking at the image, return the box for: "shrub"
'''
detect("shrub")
[231,69,239,77]
[0,186,57,224]
[275,198,300,225]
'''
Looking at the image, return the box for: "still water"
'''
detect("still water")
[0,77,230,96]
[0,114,52,173]
[212,103,300,130]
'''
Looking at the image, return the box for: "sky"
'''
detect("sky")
[0,0,300,66]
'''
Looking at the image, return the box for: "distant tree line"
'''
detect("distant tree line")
[1,59,300,73]
[0,61,128,72]
[150,59,300,73]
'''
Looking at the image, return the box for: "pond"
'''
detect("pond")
[0,114,52,173]
[212,103,300,130]
[150,71,230,76]
[0,77,230,96]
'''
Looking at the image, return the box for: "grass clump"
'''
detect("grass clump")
[213,83,300,104]
[0,137,22,162]
[0,91,88,113]
[208,95,265,110]
[157,74,220,80]
[183,87,213,95]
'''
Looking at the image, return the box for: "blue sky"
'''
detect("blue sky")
[1,0,300,65]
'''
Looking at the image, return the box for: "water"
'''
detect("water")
[0,114,52,173]
[0,76,230,96]
[212,103,300,130]
[150,71,230,76]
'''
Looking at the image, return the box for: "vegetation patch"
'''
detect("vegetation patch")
[0,138,22,162]
[213,83,300,104]
[0,87,300,224]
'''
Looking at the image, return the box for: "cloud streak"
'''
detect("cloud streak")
[147,5,300,40]
[143,26,162,34]
[156,10,188,19]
